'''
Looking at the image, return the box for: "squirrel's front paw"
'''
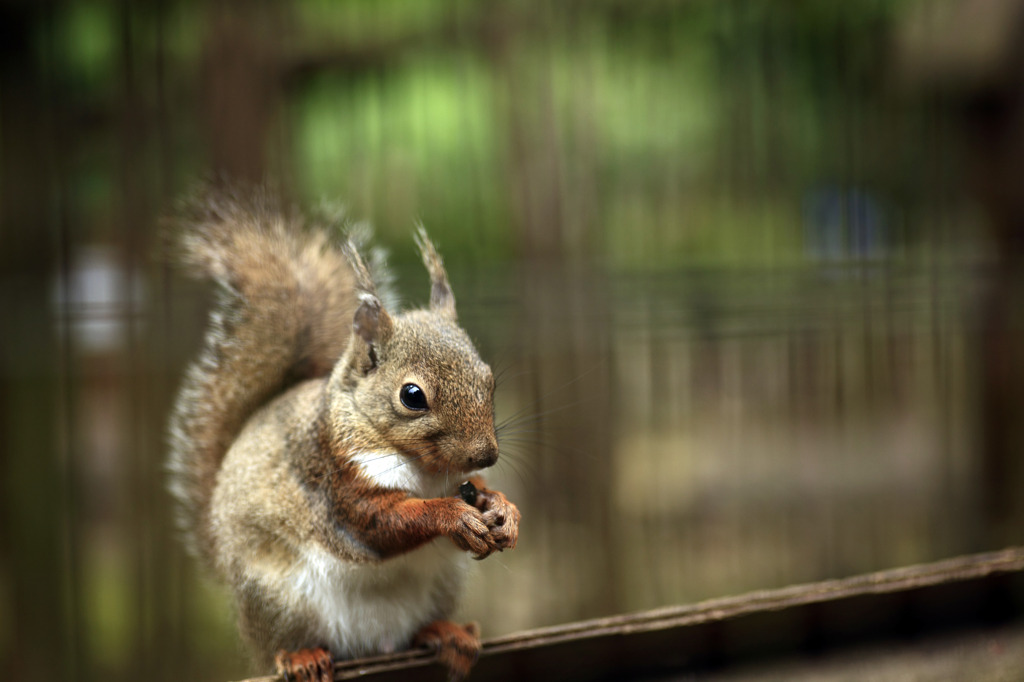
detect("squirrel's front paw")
[414,620,481,682]
[443,500,499,559]
[274,647,333,682]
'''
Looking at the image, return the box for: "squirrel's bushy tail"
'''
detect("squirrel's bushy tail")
[167,187,377,562]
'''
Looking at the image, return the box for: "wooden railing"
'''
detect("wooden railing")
[235,546,1024,681]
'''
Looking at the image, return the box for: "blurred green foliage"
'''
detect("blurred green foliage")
[38,0,952,267]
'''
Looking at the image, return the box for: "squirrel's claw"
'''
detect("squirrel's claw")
[414,620,481,682]
[447,501,500,558]
[274,647,334,682]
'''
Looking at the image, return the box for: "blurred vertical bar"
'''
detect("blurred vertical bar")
[200,0,287,185]
[116,0,150,678]
[898,0,1024,547]
[0,2,80,680]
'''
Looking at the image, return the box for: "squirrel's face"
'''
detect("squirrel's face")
[349,311,499,475]
[334,230,498,476]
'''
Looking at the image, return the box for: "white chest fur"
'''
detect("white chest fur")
[289,540,468,657]
[286,450,472,658]
[349,449,465,499]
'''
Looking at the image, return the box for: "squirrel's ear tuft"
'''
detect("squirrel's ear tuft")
[343,239,379,299]
[414,226,456,321]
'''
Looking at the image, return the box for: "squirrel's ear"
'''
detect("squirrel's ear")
[337,294,393,383]
[352,293,393,347]
[414,226,456,320]
[343,238,394,373]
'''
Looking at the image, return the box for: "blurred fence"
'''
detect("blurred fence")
[3,1,1024,681]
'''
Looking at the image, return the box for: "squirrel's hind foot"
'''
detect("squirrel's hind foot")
[274,647,334,682]
[413,620,481,681]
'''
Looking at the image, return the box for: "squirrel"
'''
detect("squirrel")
[166,188,520,682]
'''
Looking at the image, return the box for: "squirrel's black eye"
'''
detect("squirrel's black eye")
[399,383,429,411]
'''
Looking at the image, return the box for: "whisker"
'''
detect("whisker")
[496,456,537,486]
[378,452,430,475]
[496,398,589,431]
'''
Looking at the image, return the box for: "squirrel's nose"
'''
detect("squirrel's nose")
[470,435,499,469]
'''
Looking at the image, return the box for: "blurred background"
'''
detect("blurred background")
[4,0,1024,680]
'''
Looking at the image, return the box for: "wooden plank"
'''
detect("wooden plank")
[233,546,1024,682]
